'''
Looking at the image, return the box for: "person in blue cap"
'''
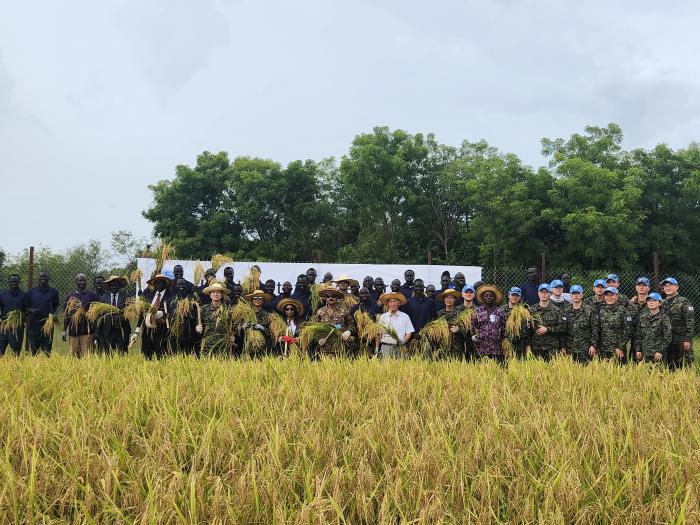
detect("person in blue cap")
[593,286,632,362]
[660,277,695,369]
[528,283,566,360]
[549,279,570,309]
[626,277,652,360]
[634,292,671,364]
[501,287,531,358]
[561,284,598,363]
[584,279,606,314]
[605,274,628,304]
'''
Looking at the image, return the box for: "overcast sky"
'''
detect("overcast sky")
[1,0,699,257]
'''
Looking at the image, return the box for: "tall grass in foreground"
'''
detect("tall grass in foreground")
[0,356,699,523]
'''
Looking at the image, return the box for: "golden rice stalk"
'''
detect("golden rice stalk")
[354,311,382,346]
[241,266,261,295]
[299,322,346,356]
[379,320,402,345]
[155,241,176,275]
[129,269,142,289]
[230,300,257,325]
[243,328,266,356]
[418,318,451,355]
[210,254,234,272]
[268,312,288,341]
[502,338,514,358]
[123,296,153,322]
[453,306,475,333]
[64,298,86,330]
[41,313,59,338]
[171,297,196,339]
[193,260,205,286]
[310,283,323,313]
[342,294,359,307]
[530,312,544,329]
[0,310,25,336]
[86,302,122,325]
[505,304,532,339]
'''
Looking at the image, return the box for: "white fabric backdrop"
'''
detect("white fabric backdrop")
[136,259,482,291]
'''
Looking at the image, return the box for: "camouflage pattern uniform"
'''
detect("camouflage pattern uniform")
[595,303,632,361]
[436,305,468,359]
[200,303,233,356]
[561,303,598,363]
[626,295,648,360]
[528,303,565,360]
[661,294,695,368]
[501,304,530,358]
[584,296,605,315]
[635,310,671,363]
[313,304,355,358]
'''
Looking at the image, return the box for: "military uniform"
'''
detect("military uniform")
[501,304,530,358]
[595,303,632,361]
[661,295,695,368]
[626,296,649,360]
[200,303,234,356]
[584,296,605,315]
[528,303,565,360]
[562,303,598,363]
[435,305,468,359]
[635,311,671,363]
[313,304,355,358]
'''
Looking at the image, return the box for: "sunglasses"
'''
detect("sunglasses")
[252,296,264,301]
[283,306,295,311]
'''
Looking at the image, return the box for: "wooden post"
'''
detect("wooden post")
[540,252,546,283]
[653,252,660,291]
[25,246,34,353]
[427,250,432,265]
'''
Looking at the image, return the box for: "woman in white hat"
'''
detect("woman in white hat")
[200,281,233,356]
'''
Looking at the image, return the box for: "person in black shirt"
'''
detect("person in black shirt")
[0,274,29,356]
[404,279,436,334]
[172,265,195,296]
[26,271,60,356]
[399,269,415,298]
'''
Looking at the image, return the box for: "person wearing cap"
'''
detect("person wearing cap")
[460,284,478,355]
[660,277,695,369]
[275,298,305,355]
[549,279,571,308]
[561,285,598,363]
[314,286,355,357]
[62,273,100,358]
[594,286,632,362]
[404,279,436,334]
[528,284,566,360]
[169,277,202,356]
[434,288,467,359]
[626,277,652,360]
[200,282,233,356]
[605,274,629,305]
[195,269,217,305]
[472,285,506,362]
[501,287,530,359]
[132,274,175,359]
[584,279,606,314]
[95,275,131,355]
[634,293,671,364]
[377,292,414,359]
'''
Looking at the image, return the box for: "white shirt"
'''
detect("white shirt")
[379,310,414,345]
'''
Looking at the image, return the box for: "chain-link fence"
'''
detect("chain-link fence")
[2,264,698,334]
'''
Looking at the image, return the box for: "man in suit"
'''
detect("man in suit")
[96,275,131,354]
[131,274,175,359]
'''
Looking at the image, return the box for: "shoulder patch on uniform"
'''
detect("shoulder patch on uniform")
[626,316,632,322]
[561,316,567,321]
[688,306,694,311]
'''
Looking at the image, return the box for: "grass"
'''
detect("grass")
[0,340,699,522]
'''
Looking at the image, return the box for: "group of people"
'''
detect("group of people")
[0,265,694,367]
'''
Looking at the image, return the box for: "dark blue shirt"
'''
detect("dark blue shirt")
[0,289,29,318]
[26,286,60,331]
[404,295,437,333]
[290,290,312,319]
[520,281,540,307]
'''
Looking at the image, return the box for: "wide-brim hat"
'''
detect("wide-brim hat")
[475,284,503,305]
[244,289,272,302]
[203,282,231,295]
[379,292,407,306]
[276,298,305,316]
[436,288,462,302]
[103,275,128,288]
[318,286,344,300]
[332,274,359,287]
[147,274,174,286]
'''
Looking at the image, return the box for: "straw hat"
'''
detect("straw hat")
[276,298,305,316]
[332,274,359,287]
[475,284,502,305]
[102,275,128,288]
[203,281,231,295]
[436,288,461,303]
[147,274,173,287]
[318,286,344,299]
[379,292,407,306]
[244,289,272,302]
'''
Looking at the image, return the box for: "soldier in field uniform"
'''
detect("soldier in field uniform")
[561,285,598,363]
[660,277,695,369]
[528,284,566,360]
[634,293,671,365]
[593,287,632,363]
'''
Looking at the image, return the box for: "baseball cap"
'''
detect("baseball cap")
[660,277,678,286]
[603,286,618,294]
[550,279,564,288]
[538,284,552,292]
[508,287,522,296]
[462,284,475,293]
[594,279,606,287]
[635,277,650,286]
[647,292,663,302]
[569,285,584,294]
[606,274,619,282]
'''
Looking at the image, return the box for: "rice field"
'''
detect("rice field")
[0,343,699,523]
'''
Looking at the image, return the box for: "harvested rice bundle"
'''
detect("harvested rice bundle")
[41,313,59,338]
[418,318,451,356]
[123,296,153,323]
[299,322,347,356]
[241,266,261,296]
[64,298,86,331]
[268,312,288,342]
[171,298,198,339]
[505,304,532,339]
[453,307,475,333]
[0,310,25,336]
[86,302,122,326]
[210,254,234,272]
[354,311,382,346]
[310,283,323,314]
[193,260,205,286]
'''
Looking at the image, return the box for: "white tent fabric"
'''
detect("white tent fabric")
[136,259,482,292]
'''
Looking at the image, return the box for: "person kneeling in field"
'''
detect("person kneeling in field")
[634,293,671,365]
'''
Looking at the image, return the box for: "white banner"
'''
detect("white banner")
[136,259,481,291]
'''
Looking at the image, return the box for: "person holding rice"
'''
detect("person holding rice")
[376,292,414,359]
[200,282,232,356]
[95,275,131,355]
[240,289,273,356]
[0,274,28,356]
[471,285,506,362]
[275,297,304,355]
[131,274,175,359]
[501,287,531,359]
[312,285,355,357]
[62,273,99,358]
[435,288,468,359]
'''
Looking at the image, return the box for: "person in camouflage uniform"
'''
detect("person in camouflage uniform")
[528,284,565,360]
[660,277,695,369]
[626,277,651,360]
[240,289,274,356]
[313,286,355,357]
[634,293,671,364]
[435,288,468,359]
[200,282,234,356]
[501,287,530,359]
[593,286,632,362]
[584,279,606,315]
[561,285,598,363]
[605,274,629,305]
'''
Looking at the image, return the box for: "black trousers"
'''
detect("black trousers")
[141,327,170,359]
[667,339,693,369]
[0,329,24,356]
[27,330,52,356]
